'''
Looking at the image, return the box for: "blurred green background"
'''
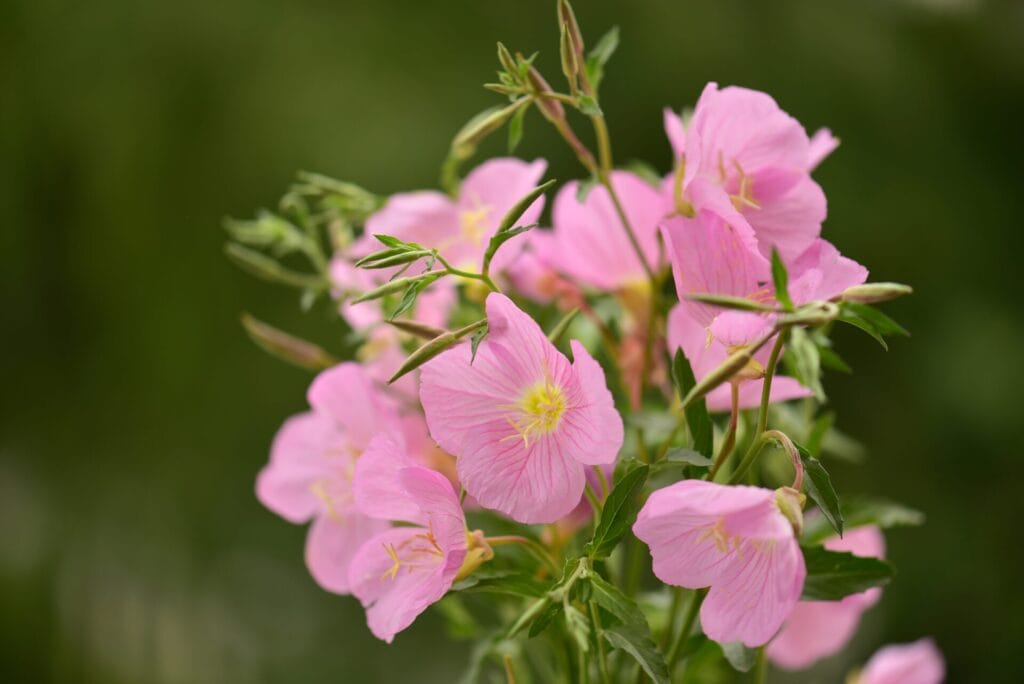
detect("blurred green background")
[3,0,1022,681]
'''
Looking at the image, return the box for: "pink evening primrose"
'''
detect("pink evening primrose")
[255,363,399,594]
[349,432,490,643]
[633,480,806,647]
[768,525,886,670]
[665,83,829,262]
[542,171,668,291]
[363,157,547,274]
[856,638,945,684]
[420,293,624,524]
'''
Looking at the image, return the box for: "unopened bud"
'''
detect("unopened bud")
[351,273,441,303]
[451,99,528,161]
[775,486,807,537]
[778,301,840,327]
[841,282,913,304]
[524,64,566,121]
[558,0,586,61]
[497,42,518,77]
[559,22,580,91]
[240,313,338,371]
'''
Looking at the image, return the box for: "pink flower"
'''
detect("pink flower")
[420,293,623,523]
[668,83,828,261]
[768,525,886,670]
[858,639,945,684]
[542,171,669,290]
[667,304,810,412]
[255,363,400,594]
[633,480,805,647]
[349,433,482,643]
[365,157,548,273]
[503,230,582,306]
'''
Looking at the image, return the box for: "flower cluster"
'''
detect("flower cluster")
[230,2,938,681]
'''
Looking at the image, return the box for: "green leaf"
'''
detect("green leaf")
[389,319,487,384]
[547,307,580,346]
[584,26,620,93]
[577,94,602,116]
[575,175,599,202]
[837,308,889,350]
[587,574,647,628]
[720,642,757,673]
[801,546,895,600]
[785,326,825,400]
[508,102,527,153]
[528,601,561,638]
[684,292,778,312]
[469,325,488,363]
[564,604,591,653]
[771,248,793,310]
[585,464,649,559]
[603,624,669,684]
[843,302,910,337]
[804,496,924,545]
[818,345,852,374]
[433,596,479,640]
[663,448,713,467]
[452,572,547,598]
[796,442,843,537]
[671,349,713,458]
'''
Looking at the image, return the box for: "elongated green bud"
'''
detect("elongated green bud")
[841,282,913,304]
[351,273,442,303]
[386,319,447,340]
[389,319,487,384]
[241,313,338,371]
[358,250,434,269]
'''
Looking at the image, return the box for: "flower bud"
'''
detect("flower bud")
[524,63,566,121]
[841,282,913,304]
[774,486,807,537]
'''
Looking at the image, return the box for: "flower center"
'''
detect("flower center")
[507,378,567,446]
[380,526,446,581]
[459,205,491,248]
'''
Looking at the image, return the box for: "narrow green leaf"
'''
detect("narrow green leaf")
[818,346,852,373]
[585,464,649,559]
[587,574,647,628]
[720,642,757,673]
[663,448,713,467]
[800,546,894,600]
[451,572,547,598]
[547,307,580,345]
[771,248,793,311]
[528,601,561,637]
[804,496,925,545]
[564,605,591,653]
[785,327,825,400]
[508,103,527,153]
[507,596,552,638]
[388,319,487,384]
[496,179,557,235]
[603,624,669,684]
[843,302,910,337]
[577,94,602,116]
[584,26,620,93]
[671,349,713,458]
[469,325,488,363]
[796,443,843,537]
[685,293,778,312]
[837,309,889,350]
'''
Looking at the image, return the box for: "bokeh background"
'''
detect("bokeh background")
[3,0,1023,681]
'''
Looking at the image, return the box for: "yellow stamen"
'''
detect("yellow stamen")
[504,371,567,447]
[459,205,491,248]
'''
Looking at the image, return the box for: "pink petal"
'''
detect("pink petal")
[354,432,425,524]
[455,425,586,523]
[860,639,945,684]
[661,200,769,328]
[565,341,623,466]
[398,466,466,552]
[709,311,773,349]
[706,376,811,412]
[701,535,805,647]
[807,128,839,171]
[307,363,399,450]
[348,526,465,643]
[256,411,346,523]
[767,599,865,670]
[633,481,780,588]
[744,174,826,262]
[304,512,389,595]
[547,171,667,289]
[664,107,686,159]
[788,238,868,305]
[364,190,460,254]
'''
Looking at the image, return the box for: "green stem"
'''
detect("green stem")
[708,382,740,480]
[485,535,559,574]
[753,646,768,684]
[756,329,788,435]
[434,252,501,292]
[593,465,610,498]
[666,588,708,673]
[727,433,770,485]
[590,600,611,684]
[584,482,603,527]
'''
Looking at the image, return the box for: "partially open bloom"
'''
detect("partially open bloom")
[364,157,547,273]
[255,363,399,593]
[856,638,945,684]
[542,171,668,291]
[633,480,805,647]
[349,433,487,643]
[768,525,886,670]
[666,83,828,261]
[420,293,623,523]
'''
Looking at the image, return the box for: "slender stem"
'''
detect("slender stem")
[756,329,788,435]
[666,588,708,672]
[591,115,614,175]
[727,433,769,485]
[600,174,655,280]
[590,600,611,684]
[434,252,501,292]
[593,465,610,498]
[660,588,683,651]
[584,482,603,523]
[753,646,768,684]
[708,382,740,480]
[485,535,559,574]
[503,655,517,684]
